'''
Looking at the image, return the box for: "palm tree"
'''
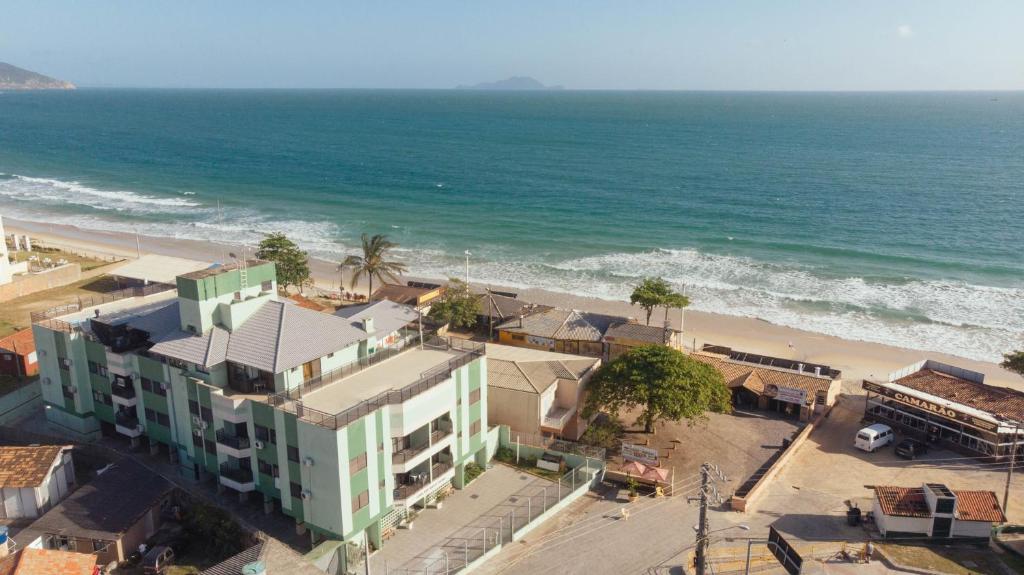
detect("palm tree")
[340,233,408,299]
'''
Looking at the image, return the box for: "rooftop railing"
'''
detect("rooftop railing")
[29,283,174,324]
[266,336,485,430]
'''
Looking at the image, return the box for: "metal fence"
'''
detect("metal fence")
[29,283,174,323]
[508,429,607,461]
[385,464,598,575]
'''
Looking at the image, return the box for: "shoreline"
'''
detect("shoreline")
[6,216,1023,390]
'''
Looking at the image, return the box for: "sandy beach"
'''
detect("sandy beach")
[7,216,1023,391]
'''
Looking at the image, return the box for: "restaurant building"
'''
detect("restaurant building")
[862,360,1024,461]
[692,346,842,422]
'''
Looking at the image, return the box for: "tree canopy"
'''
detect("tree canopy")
[255,232,310,293]
[428,278,480,329]
[583,344,731,433]
[630,277,689,326]
[340,233,408,298]
[1002,350,1024,377]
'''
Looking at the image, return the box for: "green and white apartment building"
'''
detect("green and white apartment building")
[31,260,491,550]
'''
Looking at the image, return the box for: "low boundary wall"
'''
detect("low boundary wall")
[0,263,81,302]
[730,405,834,512]
[0,380,42,425]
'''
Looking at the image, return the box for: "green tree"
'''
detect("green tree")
[583,345,730,433]
[341,233,409,298]
[1003,351,1024,377]
[255,232,311,293]
[428,278,480,329]
[661,290,691,327]
[630,277,672,325]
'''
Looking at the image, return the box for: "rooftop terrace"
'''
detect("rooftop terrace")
[266,336,485,430]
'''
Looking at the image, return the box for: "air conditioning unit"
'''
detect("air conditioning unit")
[302,456,315,467]
[159,382,169,391]
[69,387,78,395]
[192,429,203,437]
[254,440,265,450]
[191,415,202,426]
[300,490,312,500]
[199,421,208,430]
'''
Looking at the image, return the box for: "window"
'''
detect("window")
[469,420,481,436]
[287,445,300,463]
[234,291,242,301]
[192,434,203,448]
[141,377,152,392]
[59,357,71,371]
[511,334,525,341]
[188,400,200,416]
[261,280,273,292]
[142,377,167,396]
[145,408,157,422]
[352,489,369,513]
[92,540,109,552]
[200,406,213,423]
[254,424,276,443]
[469,388,481,405]
[88,360,99,374]
[349,452,367,474]
[258,460,274,476]
[2,354,10,361]
[290,481,302,499]
[204,439,216,454]
[157,412,170,426]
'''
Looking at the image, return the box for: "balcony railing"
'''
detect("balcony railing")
[216,428,251,450]
[393,476,429,500]
[392,442,430,464]
[115,412,139,429]
[431,461,453,478]
[30,283,175,324]
[219,463,254,484]
[266,336,485,430]
[111,383,137,400]
[430,425,453,444]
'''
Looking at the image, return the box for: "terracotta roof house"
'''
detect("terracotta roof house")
[0,446,75,519]
[14,458,176,566]
[872,483,1005,541]
[862,359,1024,461]
[486,344,600,440]
[692,346,842,422]
[0,547,96,575]
[0,328,37,377]
[475,292,551,335]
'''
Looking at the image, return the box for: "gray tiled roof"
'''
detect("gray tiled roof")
[486,345,600,394]
[604,322,672,344]
[150,325,230,368]
[497,308,623,342]
[335,300,419,338]
[477,293,551,320]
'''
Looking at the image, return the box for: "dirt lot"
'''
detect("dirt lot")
[607,406,803,501]
[753,392,1024,540]
[0,268,122,337]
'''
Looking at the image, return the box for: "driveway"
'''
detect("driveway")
[371,463,558,574]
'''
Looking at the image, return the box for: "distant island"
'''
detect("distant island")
[456,76,563,91]
[0,62,75,90]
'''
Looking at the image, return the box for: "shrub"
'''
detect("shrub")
[581,416,624,450]
[464,462,484,484]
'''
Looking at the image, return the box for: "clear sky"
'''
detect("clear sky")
[3,1,1023,90]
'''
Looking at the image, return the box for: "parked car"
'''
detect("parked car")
[855,423,895,452]
[895,438,928,460]
[142,545,175,575]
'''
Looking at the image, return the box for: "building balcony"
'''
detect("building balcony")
[392,433,454,474]
[110,383,138,407]
[393,461,455,505]
[541,406,574,433]
[114,412,143,438]
[216,428,252,458]
[219,463,255,493]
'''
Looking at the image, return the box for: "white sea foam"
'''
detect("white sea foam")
[0,174,203,212]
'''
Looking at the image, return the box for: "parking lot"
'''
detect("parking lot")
[753,392,1024,540]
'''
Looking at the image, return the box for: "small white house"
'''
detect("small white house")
[0,445,75,519]
[872,483,1005,541]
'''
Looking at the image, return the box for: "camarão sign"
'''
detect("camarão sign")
[861,381,998,432]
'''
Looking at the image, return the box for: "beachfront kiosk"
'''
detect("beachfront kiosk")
[862,360,1024,461]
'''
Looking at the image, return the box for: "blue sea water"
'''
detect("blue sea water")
[0,89,1021,361]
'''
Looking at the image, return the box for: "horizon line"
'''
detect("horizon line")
[61,86,1024,93]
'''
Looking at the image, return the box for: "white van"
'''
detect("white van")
[855,423,895,452]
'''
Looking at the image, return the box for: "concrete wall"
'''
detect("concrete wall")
[952,519,994,539]
[0,263,81,303]
[0,379,42,425]
[486,387,539,437]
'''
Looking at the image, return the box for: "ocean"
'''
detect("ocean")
[0,89,1021,361]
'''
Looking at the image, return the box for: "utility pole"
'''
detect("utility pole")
[464,250,472,287]
[1005,421,1020,515]
[695,463,710,575]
